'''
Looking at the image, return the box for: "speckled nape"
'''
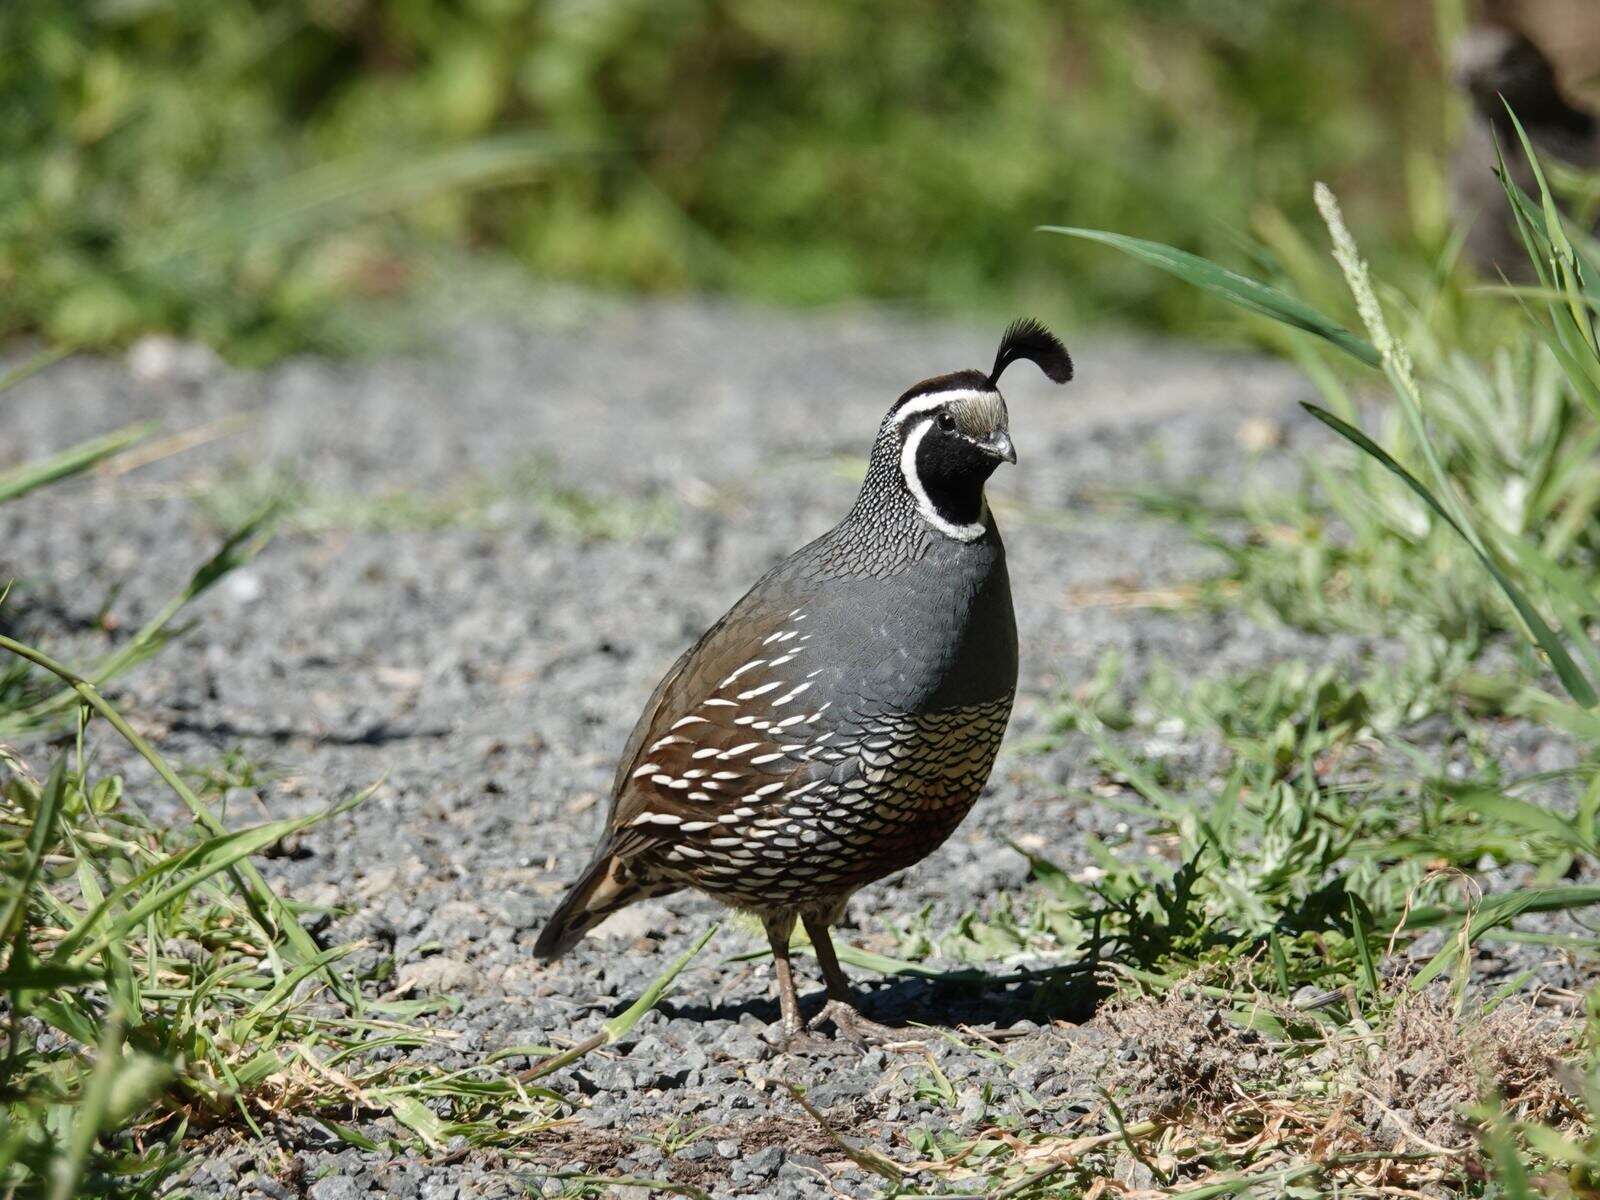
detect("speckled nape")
[806,420,939,581]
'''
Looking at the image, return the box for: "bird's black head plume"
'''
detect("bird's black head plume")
[988,318,1073,387]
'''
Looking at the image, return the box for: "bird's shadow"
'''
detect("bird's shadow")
[660,958,1105,1032]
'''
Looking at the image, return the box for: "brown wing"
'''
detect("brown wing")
[605,592,838,841]
[607,638,698,800]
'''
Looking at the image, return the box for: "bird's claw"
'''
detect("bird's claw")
[805,999,924,1047]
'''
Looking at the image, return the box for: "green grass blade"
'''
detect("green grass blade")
[1038,226,1380,367]
[0,632,351,997]
[1268,933,1291,996]
[48,1015,125,1200]
[55,812,327,965]
[0,344,74,395]
[603,921,720,1041]
[1502,104,1597,351]
[1488,1122,1538,1200]
[0,424,154,506]
[7,499,283,730]
[0,961,100,989]
[1454,790,1595,855]
[1383,885,1600,932]
[0,756,67,950]
[1411,886,1600,988]
[523,923,719,1082]
[1301,403,1597,706]
[1347,894,1380,998]
[1472,284,1600,312]
[235,944,359,1035]
[385,1094,448,1150]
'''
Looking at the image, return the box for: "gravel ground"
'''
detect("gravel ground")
[0,299,1566,1197]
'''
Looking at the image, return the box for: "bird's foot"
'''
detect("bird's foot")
[773,1013,811,1049]
[805,999,924,1047]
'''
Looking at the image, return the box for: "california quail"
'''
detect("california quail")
[1451,22,1600,279]
[534,319,1072,1039]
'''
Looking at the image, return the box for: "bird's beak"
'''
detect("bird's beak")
[983,430,1018,465]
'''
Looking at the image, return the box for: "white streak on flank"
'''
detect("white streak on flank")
[702,698,737,707]
[683,768,706,779]
[719,659,766,687]
[751,720,772,731]
[787,608,803,618]
[667,778,691,790]
[710,835,744,845]
[670,715,708,731]
[771,682,813,706]
[794,613,807,621]
[786,781,823,798]
[716,814,740,825]
[702,781,722,791]
[779,744,802,753]
[631,763,660,778]
[732,806,758,817]
[806,669,824,678]
[768,653,798,667]
[734,715,757,726]
[737,680,782,700]
[754,781,786,796]
[762,629,793,645]
[749,752,786,764]
[775,714,806,729]
[650,774,674,786]
[711,770,742,780]
[719,742,761,758]
[679,820,714,832]
[673,844,706,859]
[649,735,686,751]
[688,792,712,803]
[631,812,682,827]
[691,747,721,759]
[899,415,987,542]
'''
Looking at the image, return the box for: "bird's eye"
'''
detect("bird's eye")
[936,412,956,432]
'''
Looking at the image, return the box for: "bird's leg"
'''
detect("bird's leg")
[763,913,804,1041]
[803,912,856,1003]
[801,914,922,1045]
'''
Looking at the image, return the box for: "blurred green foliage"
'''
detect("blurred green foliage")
[1,0,1444,360]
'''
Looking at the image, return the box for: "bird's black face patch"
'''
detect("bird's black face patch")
[910,414,1004,530]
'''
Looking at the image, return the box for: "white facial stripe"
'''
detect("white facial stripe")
[892,388,997,427]
[899,416,987,542]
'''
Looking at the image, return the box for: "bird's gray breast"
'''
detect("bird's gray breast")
[785,528,1016,718]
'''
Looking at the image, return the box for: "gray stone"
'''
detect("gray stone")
[745,1146,785,1177]
[309,1178,363,1200]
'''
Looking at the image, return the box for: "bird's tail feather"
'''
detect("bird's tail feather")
[533,850,672,961]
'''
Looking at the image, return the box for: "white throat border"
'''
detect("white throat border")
[899,414,988,542]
